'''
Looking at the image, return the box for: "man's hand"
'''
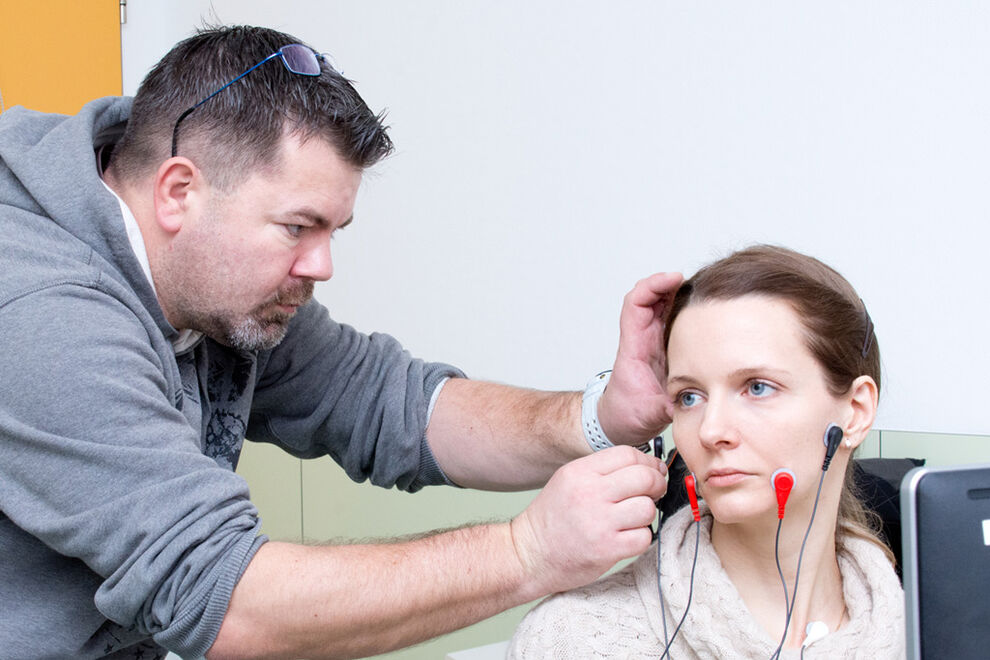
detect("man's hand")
[598,272,684,446]
[509,446,667,597]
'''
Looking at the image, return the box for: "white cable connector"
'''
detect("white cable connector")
[803,621,829,648]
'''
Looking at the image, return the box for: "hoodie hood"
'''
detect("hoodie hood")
[0,96,176,341]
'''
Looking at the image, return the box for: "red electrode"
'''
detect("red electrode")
[685,474,701,522]
[771,468,795,519]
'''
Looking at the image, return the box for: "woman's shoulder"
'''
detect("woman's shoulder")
[838,533,904,596]
[832,534,906,657]
[511,559,641,632]
[507,556,654,659]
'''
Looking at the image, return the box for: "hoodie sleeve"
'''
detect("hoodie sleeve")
[248,300,465,492]
[0,280,264,658]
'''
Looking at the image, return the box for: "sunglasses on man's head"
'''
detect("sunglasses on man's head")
[171,43,327,157]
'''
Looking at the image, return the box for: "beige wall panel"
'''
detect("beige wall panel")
[878,431,990,466]
[237,441,303,542]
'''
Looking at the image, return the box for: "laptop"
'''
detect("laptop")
[901,463,990,659]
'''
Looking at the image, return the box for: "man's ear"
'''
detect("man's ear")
[841,375,879,450]
[153,157,204,234]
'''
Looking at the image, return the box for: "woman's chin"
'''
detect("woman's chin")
[704,496,775,526]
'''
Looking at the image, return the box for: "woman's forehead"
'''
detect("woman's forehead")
[667,296,813,376]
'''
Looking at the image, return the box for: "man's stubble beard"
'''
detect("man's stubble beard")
[159,199,316,352]
[221,279,315,351]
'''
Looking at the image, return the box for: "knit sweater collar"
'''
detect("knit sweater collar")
[635,505,906,659]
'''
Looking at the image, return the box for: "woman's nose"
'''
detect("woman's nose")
[697,397,739,450]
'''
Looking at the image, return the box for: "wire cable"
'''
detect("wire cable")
[653,437,672,654]
[774,518,790,616]
[657,523,671,654]
[769,469,827,660]
[660,519,701,659]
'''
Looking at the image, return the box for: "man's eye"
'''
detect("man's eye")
[284,224,304,238]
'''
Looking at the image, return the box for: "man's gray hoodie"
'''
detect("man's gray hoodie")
[0,97,462,659]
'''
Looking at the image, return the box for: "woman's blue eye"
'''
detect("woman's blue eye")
[748,381,774,397]
[678,392,701,407]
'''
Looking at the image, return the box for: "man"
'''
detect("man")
[0,25,679,659]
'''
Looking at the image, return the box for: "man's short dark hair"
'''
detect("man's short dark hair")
[111,25,393,188]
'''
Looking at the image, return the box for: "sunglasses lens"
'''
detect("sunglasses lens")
[281,44,321,75]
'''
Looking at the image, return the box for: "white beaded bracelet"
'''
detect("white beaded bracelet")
[581,370,614,451]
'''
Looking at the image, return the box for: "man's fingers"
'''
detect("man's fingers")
[608,495,661,531]
[581,445,666,478]
[511,448,669,594]
[600,462,668,504]
[623,272,684,310]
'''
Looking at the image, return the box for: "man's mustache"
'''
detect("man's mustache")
[271,281,314,308]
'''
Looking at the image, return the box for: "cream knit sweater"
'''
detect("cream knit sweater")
[509,505,905,659]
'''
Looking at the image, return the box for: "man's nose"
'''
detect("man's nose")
[292,237,333,281]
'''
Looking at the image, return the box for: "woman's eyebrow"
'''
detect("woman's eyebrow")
[666,374,697,389]
[666,366,792,388]
[727,366,792,380]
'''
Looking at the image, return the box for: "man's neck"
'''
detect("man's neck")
[100,165,203,353]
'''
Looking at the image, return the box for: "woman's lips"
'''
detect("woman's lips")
[705,470,750,487]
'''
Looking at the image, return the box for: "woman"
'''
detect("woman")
[509,245,905,659]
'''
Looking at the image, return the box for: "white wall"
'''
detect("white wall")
[122,2,990,435]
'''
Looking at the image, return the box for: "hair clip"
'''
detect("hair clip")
[860,299,874,359]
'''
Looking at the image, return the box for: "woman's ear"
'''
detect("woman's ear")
[841,375,878,450]
[153,156,203,235]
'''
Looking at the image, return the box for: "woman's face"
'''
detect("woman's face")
[666,295,848,523]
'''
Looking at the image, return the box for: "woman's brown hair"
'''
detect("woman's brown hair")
[663,245,892,564]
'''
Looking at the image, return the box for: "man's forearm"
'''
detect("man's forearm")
[208,524,537,660]
[209,442,668,659]
[426,378,587,490]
